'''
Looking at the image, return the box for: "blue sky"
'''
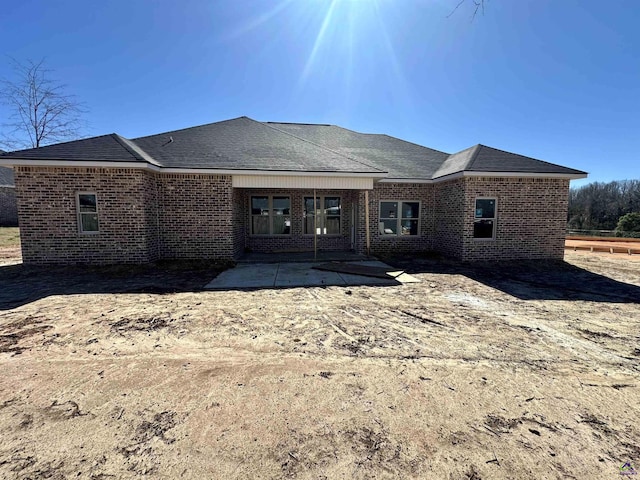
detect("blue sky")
[1,0,639,186]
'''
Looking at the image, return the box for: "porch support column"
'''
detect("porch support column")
[365,190,370,256]
[313,188,317,261]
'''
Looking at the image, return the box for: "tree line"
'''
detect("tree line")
[568,180,640,232]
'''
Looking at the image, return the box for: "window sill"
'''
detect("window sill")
[302,234,343,237]
[378,234,421,239]
[249,234,292,238]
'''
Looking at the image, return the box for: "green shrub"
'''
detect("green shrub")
[616,212,640,234]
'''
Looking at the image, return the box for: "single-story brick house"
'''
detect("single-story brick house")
[0,116,587,264]
[0,165,18,227]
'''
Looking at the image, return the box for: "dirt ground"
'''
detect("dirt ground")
[0,245,639,479]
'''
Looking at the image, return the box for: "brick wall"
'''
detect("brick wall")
[14,168,237,264]
[0,186,18,227]
[157,174,235,259]
[13,166,571,264]
[232,188,246,258]
[356,183,434,256]
[15,167,158,264]
[460,177,569,261]
[432,179,465,258]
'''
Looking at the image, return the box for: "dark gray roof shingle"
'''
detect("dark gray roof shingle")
[0,134,144,162]
[464,144,587,175]
[268,122,449,179]
[133,117,385,173]
[0,117,587,178]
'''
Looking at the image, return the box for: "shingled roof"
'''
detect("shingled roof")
[267,122,449,179]
[132,117,384,173]
[0,134,144,163]
[0,116,587,179]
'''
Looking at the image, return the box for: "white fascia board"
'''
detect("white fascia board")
[378,178,433,184]
[0,158,387,179]
[461,171,588,180]
[431,171,588,182]
[0,159,152,169]
[374,171,587,184]
[163,168,387,178]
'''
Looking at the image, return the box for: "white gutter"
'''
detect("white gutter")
[0,158,387,178]
[435,171,588,181]
[0,158,587,181]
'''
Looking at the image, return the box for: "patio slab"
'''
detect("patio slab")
[204,260,414,290]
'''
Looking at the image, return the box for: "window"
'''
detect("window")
[77,192,99,233]
[379,201,420,236]
[304,196,341,235]
[251,196,290,235]
[474,198,497,239]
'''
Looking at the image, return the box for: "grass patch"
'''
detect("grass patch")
[0,227,20,248]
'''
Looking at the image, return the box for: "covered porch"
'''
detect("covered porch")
[232,173,378,257]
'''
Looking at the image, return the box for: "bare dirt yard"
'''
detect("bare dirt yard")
[0,239,638,478]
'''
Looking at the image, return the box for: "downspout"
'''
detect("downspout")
[313,188,317,261]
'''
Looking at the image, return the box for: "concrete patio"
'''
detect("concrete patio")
[204,260,419,290]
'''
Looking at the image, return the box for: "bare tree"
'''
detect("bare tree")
[447,0,487,21]
[0,58,86,150]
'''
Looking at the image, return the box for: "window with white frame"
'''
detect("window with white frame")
[303,196,341,235]
[77,192,99,233]
[474,198,497,239]
[379,201,420,236]
[251,195,291,235]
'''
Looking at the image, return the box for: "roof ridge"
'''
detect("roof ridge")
[257,119,388,174]
[266,121,332,127]
[310,124,451,156]
[465,144,483,170]
[132,116,251,140]
[377,133,451,156]
[112,134,162,166]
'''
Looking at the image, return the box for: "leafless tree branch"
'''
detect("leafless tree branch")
[0,57,87,150]
[446,0,487,22]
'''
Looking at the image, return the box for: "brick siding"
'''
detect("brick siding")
[13,167,571,264]
[460,177,569,261]
[157,174,234,259]
[432,179,465,258]
[14,168,236,264]
[356,183,433,256]
[0,186,18,227]
[15,167,158,264]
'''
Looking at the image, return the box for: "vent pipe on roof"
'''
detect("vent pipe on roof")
[162,136,173,146]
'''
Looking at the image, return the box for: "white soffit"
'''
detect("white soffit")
[233,175,373,190]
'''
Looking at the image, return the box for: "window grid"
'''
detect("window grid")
[77,192,99,234]
[303,196,342,235]
[473,197,497,240]
[250,195,291,235]
[379,200,420,236]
